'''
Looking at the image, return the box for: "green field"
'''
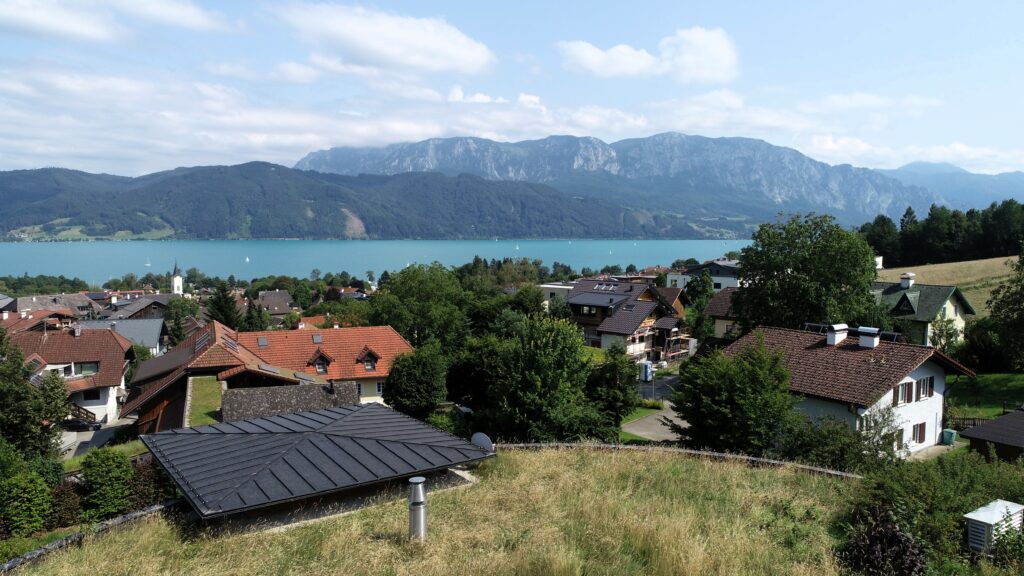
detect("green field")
[27,449,851,576]
[947,373,1024,418]
[188,376,223,426]
[878,256,1015,317]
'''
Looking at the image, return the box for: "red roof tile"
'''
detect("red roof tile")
[11,328,132,390]
[236,327,412,382]
[724,327,974,406]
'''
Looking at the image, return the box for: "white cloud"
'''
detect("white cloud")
[273,62,321,84]
[558,27,738,83]
[281,4,496,75]
[556,41,660,77]
[447,85,501,103]
[368,81,443,102]
[0,1,121,42]
[806,134,1024,174]
[104,0,225,31]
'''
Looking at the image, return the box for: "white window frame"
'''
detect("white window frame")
[376,382,384,396]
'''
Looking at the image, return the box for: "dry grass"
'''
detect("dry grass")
[28,449,851,576]
[878,256,1015,316]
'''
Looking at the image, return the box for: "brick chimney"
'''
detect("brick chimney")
[858,327,880,349]
[900,272,915,289]
[826,323,848,346]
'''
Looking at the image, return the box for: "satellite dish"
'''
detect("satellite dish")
[470,432,494,453]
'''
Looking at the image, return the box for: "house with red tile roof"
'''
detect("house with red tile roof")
[724,324,974,455]
[0,308,76,334]
[121,321,413,433]
[12,327,135,423]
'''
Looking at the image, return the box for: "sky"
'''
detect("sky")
[1,1,1023,176]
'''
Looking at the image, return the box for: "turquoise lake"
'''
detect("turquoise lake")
[0,239,750,285]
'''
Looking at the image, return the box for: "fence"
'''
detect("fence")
[946,416,992,431]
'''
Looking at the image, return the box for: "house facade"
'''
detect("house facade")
[666,259,740,292]
[12,327,135,423]
[2,293,102,318]
[725,325,973,455]
[703,287,740,339]
[871,273,975,346]
[566,280,689,361]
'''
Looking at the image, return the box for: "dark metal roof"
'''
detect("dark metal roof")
[596,300,659,335]
[81,318,166,350]
[568,292,630,307]
[871,282,977,322]
[960,410,1024,448]
[141,403,494,518]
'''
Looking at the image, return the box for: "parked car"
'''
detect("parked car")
[61,417,100,432]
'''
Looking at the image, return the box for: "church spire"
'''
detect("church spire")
[172,260,181,276]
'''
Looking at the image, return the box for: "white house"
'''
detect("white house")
[537,281,576,311]
[725,324,974,455]
[13,327,135,423]
[666,259,740,292]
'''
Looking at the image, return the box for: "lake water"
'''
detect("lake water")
[0,239,750,285]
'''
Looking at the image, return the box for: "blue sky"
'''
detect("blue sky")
[1,1,1022,175]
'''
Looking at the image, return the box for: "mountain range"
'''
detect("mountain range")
[3,133,1022,241]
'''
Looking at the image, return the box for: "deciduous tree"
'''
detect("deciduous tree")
[383,340,448,420]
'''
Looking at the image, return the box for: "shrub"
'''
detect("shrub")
[992,515,1024,572]
[0,472,52,537]
[47,482,81,529]
[109,425,138,446]
[26,455,63,488]
[81,448,133,520]
[0,438,24,477]
[640,399,664,410]
[840,502,927,576]
[127,459,176,511]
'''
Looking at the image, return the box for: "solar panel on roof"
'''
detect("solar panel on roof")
[294,372,316,382]
[257,363,280,374]
[194,331,211,353]
[257,336,268,348]
[312,334,322,344]
[221,337,238,352]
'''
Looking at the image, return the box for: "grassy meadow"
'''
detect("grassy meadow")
[947,373,1024,418]
[878,256,1015,316]
[28,449,851,576]
[188,376,223,426]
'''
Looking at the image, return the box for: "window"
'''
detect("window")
[376,382,384,396]
[74,362,99,376]
[912,422,927,444]
[82,389,100,401]
[550,292,556,299]
[63,365,72,377]
[914,376,935,401]
[580,305,596,316]
[713,282,722,290]
[314,359,327,374]
[892,381,913,405]
[670,279,678,287]
[364,359,377,371]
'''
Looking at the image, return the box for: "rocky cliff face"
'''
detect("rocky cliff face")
[296,132,942,223]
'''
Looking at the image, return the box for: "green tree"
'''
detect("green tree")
[859,214,901,266]
[205,281,241,329]
[733,214,877,330]
[125,344,152,384]
[370,264,468,349]
[0,329,62,457]
[36,371,69,433]
[383,340,448,420]
[928,317,960,354]
[164,296,200,346]
[683,269,716,341]
[471,314,609,442]
[547,294,572,320]
[0,471,51,537]
[584,343,640,430]
[239,298,270,332]
[668,336,795,455]
[989,249,1024,369]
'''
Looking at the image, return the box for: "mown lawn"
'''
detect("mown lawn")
[947,373,1024,418]
[28,449,851,576]
[189,376,222,426]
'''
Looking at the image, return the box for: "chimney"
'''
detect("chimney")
[858,327,880,349]
[297,322,305,329]
[900,272,915,289]
[1,311,6,321]
[73,324,81,338]
[110,321,117,330]
[333,323,340,329]
[20,310,27,319]
[826,323,848,346]
[111,295,118,304]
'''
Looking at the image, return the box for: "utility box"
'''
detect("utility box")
[964,500,1024,553]
[640,361,654,383]
[942,428,957,445]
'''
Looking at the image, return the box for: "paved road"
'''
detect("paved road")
[637,375,678,401]
[622,403,686,442]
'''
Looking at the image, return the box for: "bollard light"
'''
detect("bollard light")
[408,476,427,542]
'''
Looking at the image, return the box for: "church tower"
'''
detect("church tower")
[172,261,184,295]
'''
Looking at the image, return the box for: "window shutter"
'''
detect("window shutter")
[915,380,922,402]
[893,387,899,406]
[928,376,935,397]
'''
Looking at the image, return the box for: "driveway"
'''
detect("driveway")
[637,374,678,401]
[62,417,136,460]
[622,403,686,442]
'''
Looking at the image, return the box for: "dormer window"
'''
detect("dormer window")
[364,359,377,371]
[314,359,328,374]
[356,345,379,372]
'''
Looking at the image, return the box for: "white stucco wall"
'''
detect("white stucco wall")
[69,386,118,422]
[796,359,947,456]
[713,318,738,339]
[667,273,739,292]
[357,380,386,405]
[538,284,574,311]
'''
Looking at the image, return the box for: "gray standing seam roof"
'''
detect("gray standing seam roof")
[960,410,1024,449]
[141,403,494,518]
[568,292,630,307]
[81,318,165,350]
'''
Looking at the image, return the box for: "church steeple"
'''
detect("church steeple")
[172,260,181,276]
[172,260,184,295]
